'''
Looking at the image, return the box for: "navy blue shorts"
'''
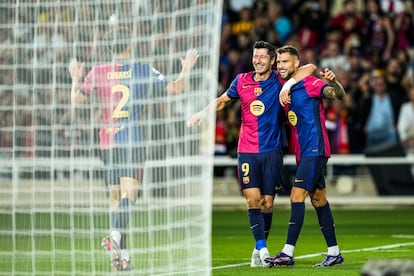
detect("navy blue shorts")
[237,149,284,196]
[293,156,328,192]
[100,147,145,185]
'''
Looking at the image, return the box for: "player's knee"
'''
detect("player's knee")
[261,200,273,213]
[290,189,307,202]
[245,197,261,208]
[311,196,327,208]
[309,189,327,207]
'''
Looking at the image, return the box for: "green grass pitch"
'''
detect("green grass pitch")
[212,207,414,276]
[0,208,413,275]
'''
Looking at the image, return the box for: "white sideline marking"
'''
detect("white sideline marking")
[392,235,414,239]
[212,242,414,270]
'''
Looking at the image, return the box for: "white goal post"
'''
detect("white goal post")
[0,1,223,275]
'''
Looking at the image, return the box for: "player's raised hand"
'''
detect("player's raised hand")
[321,67,346,100]
[68,59,85,82]
[180,49,199,72]
[319,68,336,82]
[186,112,205,127]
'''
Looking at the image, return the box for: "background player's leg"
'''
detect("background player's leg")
[101,184,124,270]
[109,185,121,225]
[112,177,138,270]
[116,177,139,245]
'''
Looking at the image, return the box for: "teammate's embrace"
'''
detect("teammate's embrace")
[273,45,346,267]
[187,41,315,268]
[68,27,198,271]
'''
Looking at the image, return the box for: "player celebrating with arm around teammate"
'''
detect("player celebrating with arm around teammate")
[68,27,198,271]
[187,41,316,268]
[273,45,346,267]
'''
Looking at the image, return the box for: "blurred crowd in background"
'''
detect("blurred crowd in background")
[0,0,414,161]
[0,2,119,158]
[215,0,414,159]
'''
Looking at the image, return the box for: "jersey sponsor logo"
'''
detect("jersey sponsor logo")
[288,110,297,126]
[250,100,265,116]
[254,87,262,96]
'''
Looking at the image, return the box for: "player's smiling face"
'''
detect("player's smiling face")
[252,48,274,75]
[276,52,299,80]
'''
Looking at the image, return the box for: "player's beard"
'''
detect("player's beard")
[279,68,294,80]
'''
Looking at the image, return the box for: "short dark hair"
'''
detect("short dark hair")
[276,45,300,60]
[103,27,131,54]
[253,41,276,60]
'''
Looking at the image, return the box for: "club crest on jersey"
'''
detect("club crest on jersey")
[288,110,297,126]
[250,100,265,116]
[254,87,262,96]
[242,176,250,184]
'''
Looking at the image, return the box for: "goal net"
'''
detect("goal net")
[0,1,222,275]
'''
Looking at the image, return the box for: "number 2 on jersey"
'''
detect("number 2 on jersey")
[112,84,130,119]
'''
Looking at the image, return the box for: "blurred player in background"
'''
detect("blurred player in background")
[273,45,346,267]
[68,26,198,271]
[187,41,315,268]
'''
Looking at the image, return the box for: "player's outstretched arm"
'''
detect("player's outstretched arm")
[68,58,87,106]
[166,49,199,94]
[320,68,346,100]
[186,92,231,127]
[294,63,317,82]
[279,63,317,106]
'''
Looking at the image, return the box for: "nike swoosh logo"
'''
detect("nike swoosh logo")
[250,223,259,230]
[294,179,304,183]
[242,85,252,88]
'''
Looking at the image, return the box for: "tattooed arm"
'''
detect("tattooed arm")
[320,68,346,100]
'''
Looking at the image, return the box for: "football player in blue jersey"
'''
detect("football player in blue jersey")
[272,45,346,268]
[187,41,316,268]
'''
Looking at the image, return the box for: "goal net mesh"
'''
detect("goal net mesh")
[0,0,222,275]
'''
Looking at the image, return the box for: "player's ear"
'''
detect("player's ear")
[294,59,300,68]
